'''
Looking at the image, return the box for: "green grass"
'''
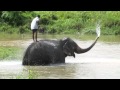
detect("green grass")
[0,46,23,60]
[0,32,21,41]
[0,32,32,41]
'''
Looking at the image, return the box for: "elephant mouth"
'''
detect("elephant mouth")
[64,53,75,58]
[68,53,75,58]
[72,53,75,58]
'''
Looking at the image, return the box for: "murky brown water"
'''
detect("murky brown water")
[0,35,120,79]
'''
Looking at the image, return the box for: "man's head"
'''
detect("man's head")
[37,15,40,18]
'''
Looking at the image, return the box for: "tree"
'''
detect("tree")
[1,11,27,26]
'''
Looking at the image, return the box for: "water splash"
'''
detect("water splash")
[96,22,101,38]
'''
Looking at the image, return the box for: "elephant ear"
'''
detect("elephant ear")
[63,40,75,58]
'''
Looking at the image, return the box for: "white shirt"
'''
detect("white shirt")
[31,17,40,30]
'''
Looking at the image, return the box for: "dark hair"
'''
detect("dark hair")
[37,15,40,18]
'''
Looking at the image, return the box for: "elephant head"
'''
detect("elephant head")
[62,37,99,58]
[62,25,100,58]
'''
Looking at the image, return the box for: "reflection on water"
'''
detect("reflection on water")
[0,39,120,79]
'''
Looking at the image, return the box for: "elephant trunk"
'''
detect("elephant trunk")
[75,37,99,54]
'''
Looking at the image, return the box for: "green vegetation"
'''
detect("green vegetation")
[0,46,23,60]
[1,11,120,35]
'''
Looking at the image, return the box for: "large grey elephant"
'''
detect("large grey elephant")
[22,26,100,66]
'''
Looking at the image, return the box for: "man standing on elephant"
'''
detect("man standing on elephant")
[31,15,40,42]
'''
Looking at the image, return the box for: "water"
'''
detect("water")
[0,35,120,79]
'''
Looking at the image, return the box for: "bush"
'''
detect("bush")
[1,11,120,35]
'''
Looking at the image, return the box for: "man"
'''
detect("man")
[31,15,40,42]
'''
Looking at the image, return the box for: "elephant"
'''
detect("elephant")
[22,25,100,66]
[22,36,99,66]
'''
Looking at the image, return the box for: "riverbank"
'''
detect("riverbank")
[0,33,120,42]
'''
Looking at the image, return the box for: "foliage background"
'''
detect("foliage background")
[0,11,120,35]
